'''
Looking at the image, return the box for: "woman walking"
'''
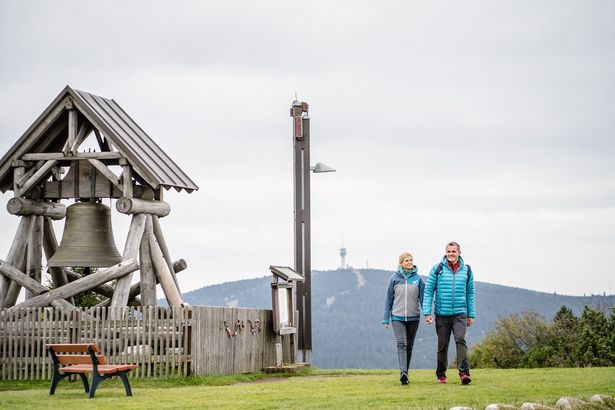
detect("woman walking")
[383,252,425,384]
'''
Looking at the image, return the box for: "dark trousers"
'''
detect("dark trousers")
[435,314,469,377]
[391,320,420,373]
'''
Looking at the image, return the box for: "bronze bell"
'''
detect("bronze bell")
[48,202,122,268]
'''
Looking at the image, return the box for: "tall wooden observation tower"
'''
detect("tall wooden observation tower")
[0,86,198,315]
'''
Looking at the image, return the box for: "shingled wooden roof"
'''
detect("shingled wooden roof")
[0,86,198,193]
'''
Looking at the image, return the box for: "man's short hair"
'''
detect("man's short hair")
[446,241,461,251]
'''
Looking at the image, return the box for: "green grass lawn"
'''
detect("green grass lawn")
[1,368,614,409]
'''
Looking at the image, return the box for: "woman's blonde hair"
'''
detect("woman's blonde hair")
[398,252,413,265]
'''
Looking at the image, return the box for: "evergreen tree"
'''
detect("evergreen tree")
[545,305,580,367]
[576,306,612,366]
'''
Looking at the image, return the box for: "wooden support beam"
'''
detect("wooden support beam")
[0,216,33,308]
[64,268,115,298]
[25,216,43,299]
[93,128,111,152]
[149,235,182,308]
[9,258,138,310]
[130,259,186,301]
[139,215,156,306]
[42,217,70,290]
[13,163,26,197]
[21,152,124,161]
[121,162,133,198]
[93,259,185,308]
[110,214,146,311]
[7,198,66,220]
[69,122,91,154]
[0,258,49,295]
[152,216,181,291]
[13,161,45,191]
[16,160,45,188]
[19,160,58,195]
[63,107,78,155]
[116,197,170,217]
[0,259,87,319]
[87,158,122,189]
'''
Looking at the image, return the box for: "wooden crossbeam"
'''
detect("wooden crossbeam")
[21,152,124,161]
[9,259,138,310]
[87,158,122,190]
[19,160,58,194]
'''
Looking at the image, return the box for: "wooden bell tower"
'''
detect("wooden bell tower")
[0,86,198,315]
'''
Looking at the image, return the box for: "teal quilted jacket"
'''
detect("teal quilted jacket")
[422,256,476,318]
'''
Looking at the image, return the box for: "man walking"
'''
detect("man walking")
[422,241,475,385]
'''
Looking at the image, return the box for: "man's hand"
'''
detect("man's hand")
[467,317,474,327]
[383,323,389,329]
[425,315,433,324]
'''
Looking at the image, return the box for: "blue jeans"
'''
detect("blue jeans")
[391,320,419,373]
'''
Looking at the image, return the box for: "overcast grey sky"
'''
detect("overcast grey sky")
[1,1,614,296]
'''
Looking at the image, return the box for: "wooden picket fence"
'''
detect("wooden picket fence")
[0,305,278,380]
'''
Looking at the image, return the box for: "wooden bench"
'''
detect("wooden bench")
[46,342,138,399]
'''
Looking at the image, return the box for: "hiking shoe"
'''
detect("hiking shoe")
[437,376,447,384]
[460,372,471,385]
[400,371,409,385]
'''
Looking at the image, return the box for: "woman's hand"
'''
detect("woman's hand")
[383,323,389,329]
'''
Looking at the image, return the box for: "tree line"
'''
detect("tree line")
[469,305,615,368]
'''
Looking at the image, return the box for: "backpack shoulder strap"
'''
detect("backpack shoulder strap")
[433,262,444,289]
[435,262,444,275]
[466,264,472,285]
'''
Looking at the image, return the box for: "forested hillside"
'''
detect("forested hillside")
[182,268,614,369]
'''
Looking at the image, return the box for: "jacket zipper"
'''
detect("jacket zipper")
[452,270,456,314]
[404,275,408,317]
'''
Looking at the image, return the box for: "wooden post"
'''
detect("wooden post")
[25,216,43,299]
[0,216,35,308]
[12,161,25,197]
[64,106,78,155]
[0,217,32,307]
[139,215,157,306]
[152,216,181,292]
[9,258,138,310]
[110,214,146,312]
[7,198,66,219]
[41,217,69,288]
[149,235,182,308]
[120,159,133,198]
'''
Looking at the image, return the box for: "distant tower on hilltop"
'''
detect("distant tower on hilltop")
[340,245,347,269]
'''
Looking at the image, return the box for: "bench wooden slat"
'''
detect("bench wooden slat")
[56,355,107,365]
[46,343,101,353]
[61,364,138,374]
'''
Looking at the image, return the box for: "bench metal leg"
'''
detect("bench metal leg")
[89,372,102,399]
[78,373,90,393]
[49,369,63,395]
[118,372,133,396]
[88,371,133,399]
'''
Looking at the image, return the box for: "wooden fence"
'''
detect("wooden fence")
[0,305,278,380]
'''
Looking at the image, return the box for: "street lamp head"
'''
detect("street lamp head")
[311,162,336,173]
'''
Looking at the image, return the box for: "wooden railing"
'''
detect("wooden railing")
[0,306,278,380]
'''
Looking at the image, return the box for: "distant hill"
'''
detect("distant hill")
[182,268,615,370]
